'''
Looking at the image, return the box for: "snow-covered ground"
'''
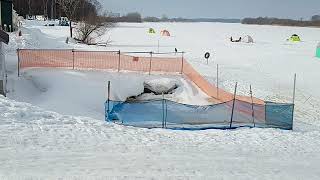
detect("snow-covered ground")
[1,20,320,179]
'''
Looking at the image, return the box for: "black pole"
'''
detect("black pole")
[107,81,111,121]
[230,82,238,128]
[250,85,255,127]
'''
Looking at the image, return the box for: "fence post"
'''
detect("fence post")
[230,82,238,129]
[292,73,297,105]
[72,49,75,70]
[162,93,165,128]
[17,49,20,77]
[250,85,255,127]
[118,50,121,72]
[149,52,152,75]
[291,73,297,129]
[165,99,167,128]
[181,52,184,74]
[106,81,111,122]
[216,64,219,99]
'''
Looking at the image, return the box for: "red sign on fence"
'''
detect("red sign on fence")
[133,57,139,62]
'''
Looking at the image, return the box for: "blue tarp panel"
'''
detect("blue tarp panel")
[105,99,294,130]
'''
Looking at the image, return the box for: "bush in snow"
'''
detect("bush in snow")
[74,13,114,45]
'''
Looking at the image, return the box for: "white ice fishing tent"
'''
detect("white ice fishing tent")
[241,35,254,43]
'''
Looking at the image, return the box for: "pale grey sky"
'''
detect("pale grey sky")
[100,0,320,20]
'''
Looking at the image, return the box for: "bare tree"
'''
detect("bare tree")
[42,0,49,18]
[28,0,32,15]
[56,0,81,37]
[75,13,113,45]
[51,0,55,20]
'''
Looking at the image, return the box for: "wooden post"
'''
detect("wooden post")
[230,82,238,128]
[250,85,255,127]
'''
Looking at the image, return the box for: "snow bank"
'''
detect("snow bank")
[0,95,320,179]
[8,68,210,120]
[144,78,179,95]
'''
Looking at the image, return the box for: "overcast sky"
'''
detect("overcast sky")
[100,0,320,20]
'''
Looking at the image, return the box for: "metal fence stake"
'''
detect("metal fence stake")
[118,50,121,72]
[149,52,152,75]
[250,85,255,127]
[230,82,238,128]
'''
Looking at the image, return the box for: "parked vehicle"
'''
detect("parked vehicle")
[59,17,69,26]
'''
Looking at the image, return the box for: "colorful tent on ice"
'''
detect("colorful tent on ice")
[288,34,301,42]
[241,35,254,43]
[148,28,156,34]
[316,43,320,58]
[161,30,171,36]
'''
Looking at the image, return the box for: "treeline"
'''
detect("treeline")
[242,17,320,27]
[13,0,100,20]
[106,12,142,23]
[104,12,240,23]
[144,17,240,23]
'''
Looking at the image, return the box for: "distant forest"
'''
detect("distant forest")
[143,16,240,23]
[242,16,320,27]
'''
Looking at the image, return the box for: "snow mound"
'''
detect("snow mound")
[144,78,179,95]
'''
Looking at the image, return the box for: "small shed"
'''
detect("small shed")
[0,0,14,32]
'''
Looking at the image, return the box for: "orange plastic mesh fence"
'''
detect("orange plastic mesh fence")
[19,49,73,69]
[74,51,119,70]
[18,49,264,106]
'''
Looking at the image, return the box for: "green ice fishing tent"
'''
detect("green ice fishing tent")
[148,28,156,34]
[316,43,320,58]
[289,34,301,42]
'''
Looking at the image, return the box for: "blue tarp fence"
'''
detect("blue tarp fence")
[105,99,294,130]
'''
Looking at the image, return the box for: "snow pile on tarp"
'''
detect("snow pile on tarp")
[144,78,179,95]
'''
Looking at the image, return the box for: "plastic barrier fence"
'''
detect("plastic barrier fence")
[105,99,294,130]
[18,49,264,104]
[18,49,294,130]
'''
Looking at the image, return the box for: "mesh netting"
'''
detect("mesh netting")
[106,99,293,130]
[18,49,294,130]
